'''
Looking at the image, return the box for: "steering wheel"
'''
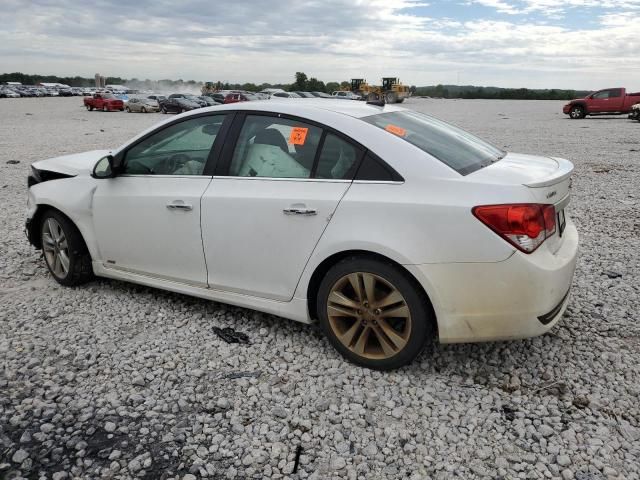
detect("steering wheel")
[161,153,191,174]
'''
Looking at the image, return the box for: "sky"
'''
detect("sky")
[1,0,639,89]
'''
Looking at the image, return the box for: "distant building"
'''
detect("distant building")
[95,73,105,88]
[105,84,127,91]
[38,82,70,88]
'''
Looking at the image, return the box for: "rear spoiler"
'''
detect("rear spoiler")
[523,157,574,188]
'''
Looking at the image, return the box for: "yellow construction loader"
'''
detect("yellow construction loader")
[351,78,410,103]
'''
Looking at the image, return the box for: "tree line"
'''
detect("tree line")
[1,72,590,100]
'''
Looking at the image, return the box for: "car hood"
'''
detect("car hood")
[31,149,110,176]
[469,152,572,187]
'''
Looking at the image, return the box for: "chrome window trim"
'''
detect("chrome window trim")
[212,175,351,183]
[118,174,213,179]
[353,180,405,185]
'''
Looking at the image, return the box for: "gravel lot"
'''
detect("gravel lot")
[1,97,639,480]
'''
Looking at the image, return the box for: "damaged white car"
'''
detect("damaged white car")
[26,100,578,369]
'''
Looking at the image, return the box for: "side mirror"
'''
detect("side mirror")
[92,155,115,179]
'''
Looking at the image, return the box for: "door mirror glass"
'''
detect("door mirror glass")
[93,155,114,178]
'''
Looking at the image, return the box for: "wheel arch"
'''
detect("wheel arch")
[305,249,438,334]
[28,204,92,257]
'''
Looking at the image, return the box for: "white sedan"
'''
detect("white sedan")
[25,100,578,370]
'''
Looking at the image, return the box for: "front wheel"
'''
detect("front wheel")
[161,106,167,114]
[102,105,108,112]
[385,92,398,104]
[317,256,434,370]
[40,210,94,286]
[569,105,585,119]
[141,106,146,113]
[125,107,130,113]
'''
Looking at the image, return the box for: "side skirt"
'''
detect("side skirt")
[93,262,312,324]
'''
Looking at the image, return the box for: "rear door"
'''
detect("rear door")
[606,88,624,111]
[200,113,363,301]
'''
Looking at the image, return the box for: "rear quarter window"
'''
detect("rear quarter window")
[362,111,505,175]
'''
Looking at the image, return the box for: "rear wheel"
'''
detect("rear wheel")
[317,256,434,370]
[125,107,131,113]
[40,210,94,287]
[569,105,585,119]
[385,92,398,104]
[141,106,146,113]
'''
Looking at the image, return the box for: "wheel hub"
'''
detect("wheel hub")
[326,272,412,360]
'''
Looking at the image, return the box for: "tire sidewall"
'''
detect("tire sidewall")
[570,106,584,119]
[40,211,91,286]
[317,256,433,370]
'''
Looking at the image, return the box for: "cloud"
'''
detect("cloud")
[0,0,639,89]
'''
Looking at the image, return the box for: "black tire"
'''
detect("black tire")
[103,105,108,112]
[385,92,398,104]
[85,104,91,111]
[125,107,131,113]
[317,256,434,370]
[141,106,146,113]
[40,210,94,287]
[569,105,585,119]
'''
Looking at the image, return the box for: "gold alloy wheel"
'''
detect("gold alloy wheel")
[327,272,412,360]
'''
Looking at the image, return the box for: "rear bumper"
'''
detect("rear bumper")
[406,219,579,343]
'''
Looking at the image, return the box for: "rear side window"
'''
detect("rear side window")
[362,111,504,175]
[229,115,322,178]
[355,152,403,182]
[314,133,360,179]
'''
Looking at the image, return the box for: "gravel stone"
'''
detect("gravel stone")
[1,98,639,479]
[12,449,29,463]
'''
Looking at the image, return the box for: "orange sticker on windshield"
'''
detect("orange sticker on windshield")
[385,124,407,137]
[289,127,308,145]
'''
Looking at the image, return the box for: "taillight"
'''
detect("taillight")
[472,204,557,253]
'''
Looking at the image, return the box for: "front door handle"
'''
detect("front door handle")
[167,202,193,212]
[283,206,317,216]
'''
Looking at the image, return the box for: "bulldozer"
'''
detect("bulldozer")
[201,81,222,95]
[350,77,410,103]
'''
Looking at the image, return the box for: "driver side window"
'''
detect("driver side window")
[593,91,610,99]
[123,115,225,175]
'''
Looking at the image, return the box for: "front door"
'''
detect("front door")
[93,114,228,285]
[201,114,362,300]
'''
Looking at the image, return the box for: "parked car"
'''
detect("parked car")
[198,95,221,106]
[125,97,160,113]
[292,91,316,98]
[147,95,166,103]
[270,91,301,99]
[563,88,640,119]
[25,100,578,370]
[258,88,285,96]
[83,93,125,111]
[203,93,226,103]
[332,91,362,100]
[158,94,201,113]
[223,92,260,104]
[58,88,74,97]
[310,92,332,98]
[0,88,20,98]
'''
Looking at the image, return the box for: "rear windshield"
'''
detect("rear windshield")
[362,111,505,175]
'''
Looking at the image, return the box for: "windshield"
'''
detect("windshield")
[362,110,505,175]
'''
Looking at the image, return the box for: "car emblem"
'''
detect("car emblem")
[546,191,557,199]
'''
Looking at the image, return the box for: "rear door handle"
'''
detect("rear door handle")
[167,201,193,211]
[283,206,317,216]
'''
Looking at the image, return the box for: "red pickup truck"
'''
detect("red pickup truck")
[563,88,640,119]
[83,93,124,112]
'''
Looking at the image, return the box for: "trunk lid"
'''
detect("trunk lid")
[470,152,572,203]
